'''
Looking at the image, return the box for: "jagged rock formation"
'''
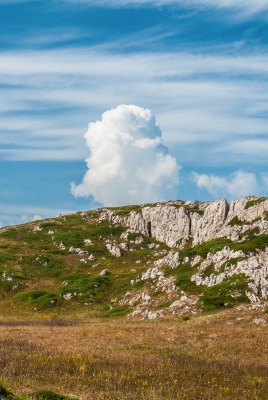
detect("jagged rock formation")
[105,196,268,317]
[109,196,268,247]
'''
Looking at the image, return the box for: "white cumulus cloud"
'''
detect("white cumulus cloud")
[71,104,179,206]
[192,170,258,199]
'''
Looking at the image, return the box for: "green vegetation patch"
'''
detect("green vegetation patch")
[30,390,75,400]
[245,197,267,209]
[104,305,132,317]
[180,237,232,259]
[154,301,173,310]
[228,216,248,227]
[18,290,62,309]
[0,268,27,291]
[89,223,125,240]
[239,227,260,240]
[202,274,250,312]
[39,221,59,230]
[19,254,67,278]
[171,204,204,215]
[231,233,268,254]
[0,383,19,400]
[201,263,215,278]
[221,257,246,270]
[60,273,111,302]
[174,264,201,295]
[108,205,142,216]
[187,207,204,215]
[0,250,17,263]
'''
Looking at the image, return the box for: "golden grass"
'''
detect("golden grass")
[0,309,267,399]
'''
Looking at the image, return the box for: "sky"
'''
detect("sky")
[1,0,268,226]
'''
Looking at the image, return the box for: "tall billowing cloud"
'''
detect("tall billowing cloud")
[192,170,258,199]
[71,105,179,206]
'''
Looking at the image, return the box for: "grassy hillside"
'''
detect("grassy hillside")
[0,208,169,317]
[0,203,267,318]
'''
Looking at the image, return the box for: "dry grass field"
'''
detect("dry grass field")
[0,309,268,400]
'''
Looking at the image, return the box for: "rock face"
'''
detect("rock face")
[110,196,268,248]
[108,196,268,309]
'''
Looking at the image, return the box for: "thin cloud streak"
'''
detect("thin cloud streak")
[0,203,75,228]
[0,48,268,161]
[65,0,268,18]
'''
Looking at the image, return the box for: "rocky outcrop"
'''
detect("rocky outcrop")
[105,242,122,257]
[109,196,268,248]
[191,246,268,300]
[192,198,229,245]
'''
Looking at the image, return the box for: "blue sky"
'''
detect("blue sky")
[1,0,268,226]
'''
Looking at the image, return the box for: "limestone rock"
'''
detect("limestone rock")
[106,242,122,257]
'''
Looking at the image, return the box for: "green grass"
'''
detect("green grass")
[202,274,250,312]
[0,268,27,291]
[30,390,76,400]
[201,263,215,278]
[19,254,67,278]
[231,233,268,254]
[0,383,21,400]
[171,204,204,215]
[18,290,62,310]
[239,227,260,240]
[108,205,142,216]
[174,264,202,295]
[220,257,246,270]
[245,197,267,209]
[104,305,132,317]
[180,237,233,259]
[59,273,111,303]
[154,301,173,310]
[228,216,248,227]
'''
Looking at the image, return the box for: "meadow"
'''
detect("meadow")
[0,309,267,400]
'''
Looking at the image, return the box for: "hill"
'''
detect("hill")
[0,195,267,319]
[1,197,268,399]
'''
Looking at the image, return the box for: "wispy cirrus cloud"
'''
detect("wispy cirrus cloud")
[64,0,268,18]
[0,48,268,163]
